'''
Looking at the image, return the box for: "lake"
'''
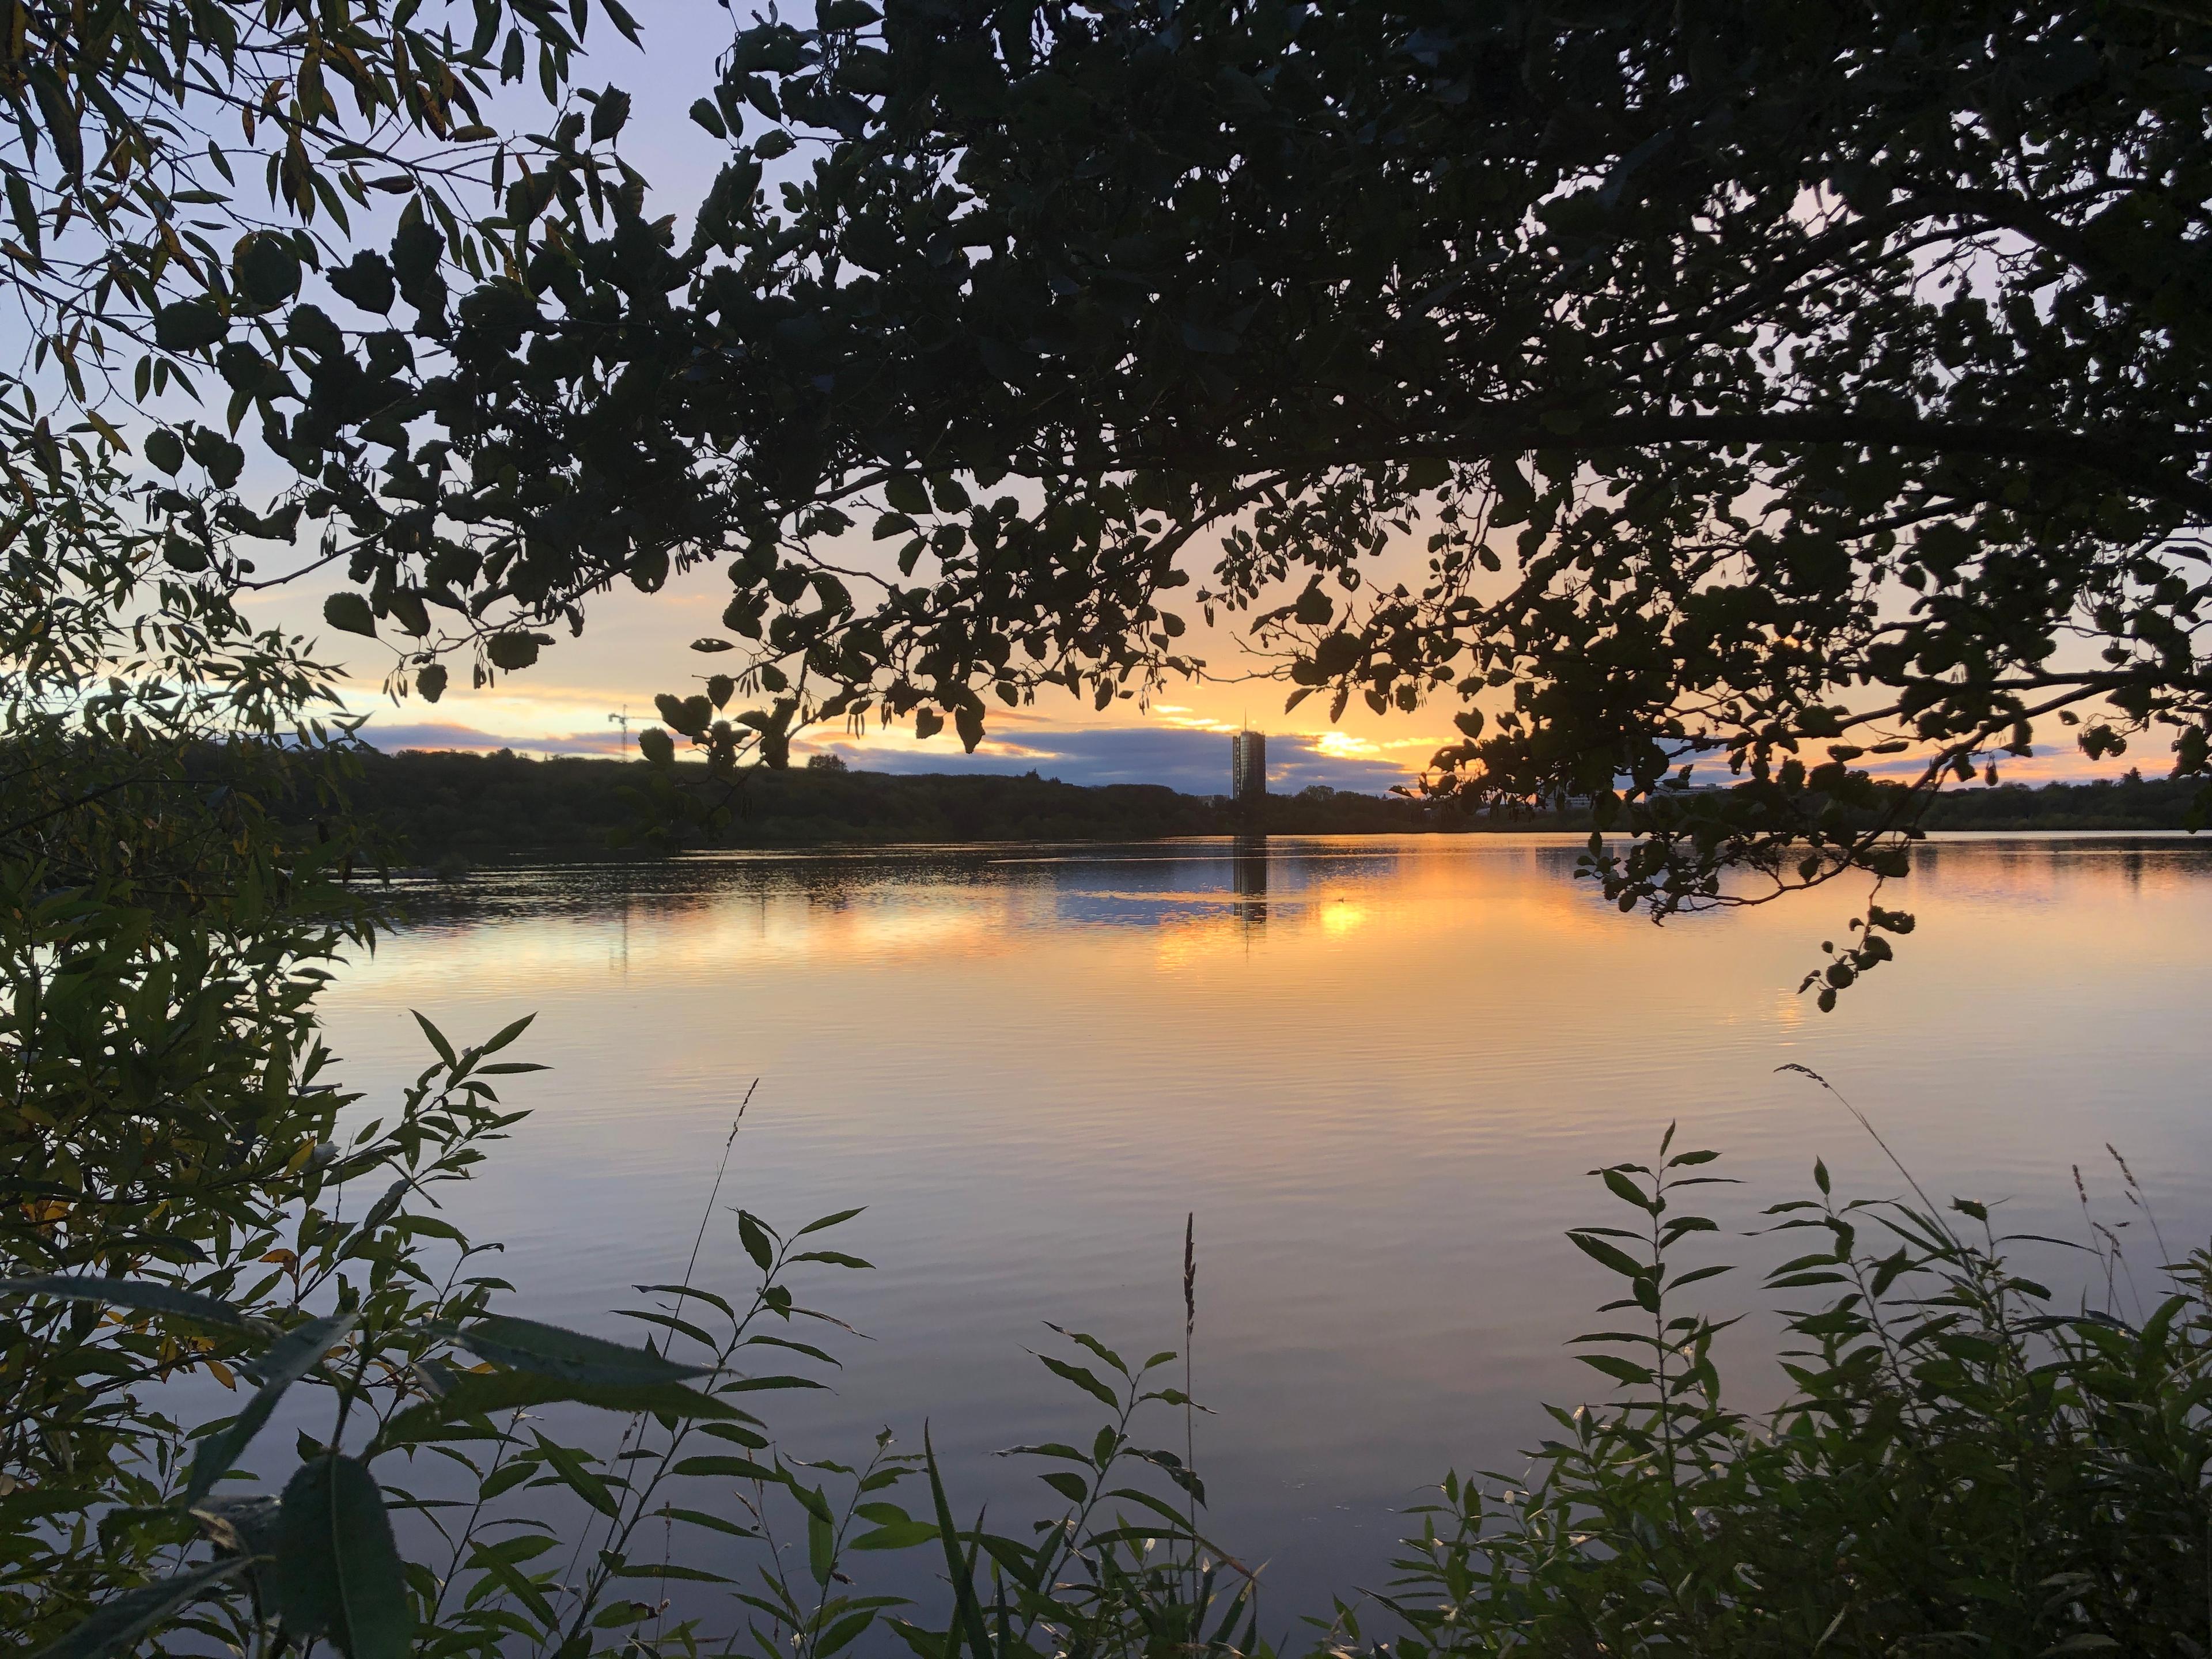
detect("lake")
[319,832,2212,1623]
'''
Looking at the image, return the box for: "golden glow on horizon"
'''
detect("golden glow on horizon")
[1312,732,1379,759]
[291,562,2156,788]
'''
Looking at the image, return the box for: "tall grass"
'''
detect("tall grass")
[9,1051,2211,1658]
[1361,1102,2212,1657]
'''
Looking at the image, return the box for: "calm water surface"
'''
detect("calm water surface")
[320,833,2212,1615]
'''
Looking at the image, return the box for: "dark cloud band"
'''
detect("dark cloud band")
[359,719,1419,796]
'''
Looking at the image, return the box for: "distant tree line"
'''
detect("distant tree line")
[1915,769,2206,832]
[343,748,1446,863]
[342,749,2201,869]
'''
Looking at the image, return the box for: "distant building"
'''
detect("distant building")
[1230,729,1267,804]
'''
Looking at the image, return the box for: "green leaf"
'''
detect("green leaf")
[143,429,185,475]
[1567,1231,1647,1279]
[788,1476,835,1524]
[5,168,39,252]
[188,1493,284,1561]
[737,1210,776,1272]
[589,86,632,141]
[531,1431,619,1516]
[850,1519,938,1550]
[671,1455,780,1481]
[272,1455,413,1659]
[481,1013,536,1054]
[188,1312,359,1506]
[380,1370,740,1445]
[0,1275,251,1330]
[327,249,395,313]
[615,1307,718,1348]
[411,1010,458,1067]
[1668,1264,1735,1289]
[923,1426,993,1659]
[446,1313,714,1385]
[153,298,227,351]
[747,1336,840,1370]
[1037,1354,1118,1411]
[1601,1168,1653,1211]
[699,1421,770,1448]
[608,1561,733,1582]
[634,1282,736,1318]
[652,1505,761,1539]
[486,631,541,670]
[817,1608,878,1657]
[233,233,303,309]
[656,691,714,734]
[30,1559,253,1659]
[795,1206,866,1237]
[1577,1353,1656,1385]
[323,593,377,638]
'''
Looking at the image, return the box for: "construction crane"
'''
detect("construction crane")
[608,707,632,752]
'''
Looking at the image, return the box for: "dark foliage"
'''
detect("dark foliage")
[1369,1117,2212,1657]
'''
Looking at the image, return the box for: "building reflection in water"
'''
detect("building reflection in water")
[1230,836,1270,929]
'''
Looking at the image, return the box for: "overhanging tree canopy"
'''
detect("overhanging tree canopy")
[139,0,2212,987]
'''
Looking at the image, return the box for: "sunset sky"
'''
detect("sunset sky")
[244,538,1456,792]
[245,532,2149,796]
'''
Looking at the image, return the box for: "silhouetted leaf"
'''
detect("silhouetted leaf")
[30,1558,253,1659]
[272,1455,412,1659]
[380,1369,741,1445]
[1568,1232,1646,1279]
[323,593,377,638]
[188,1311,358,1505]
[672,1455,780,1481]
[153,299,226,351]
[445,1313,714,1385]
[0,1275,251,1331]
[1036,1355,1118,1411]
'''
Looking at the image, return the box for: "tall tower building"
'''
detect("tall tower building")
[1230,728,1267,805]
